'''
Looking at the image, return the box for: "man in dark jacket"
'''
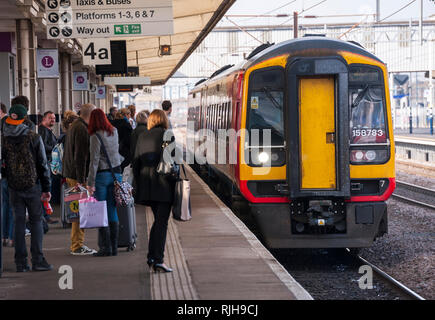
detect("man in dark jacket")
[1,104,53,272]
[38,111,59,224]
[62,103,96,255]
[38,111,57,162]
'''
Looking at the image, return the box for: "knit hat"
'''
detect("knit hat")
[6,104,27,125]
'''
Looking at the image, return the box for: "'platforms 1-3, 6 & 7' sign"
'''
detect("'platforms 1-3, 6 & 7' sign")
[46,0,174,39]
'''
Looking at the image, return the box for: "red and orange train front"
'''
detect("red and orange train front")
[189,37,395,249]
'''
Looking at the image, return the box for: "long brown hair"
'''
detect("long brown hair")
[147,109,168,130]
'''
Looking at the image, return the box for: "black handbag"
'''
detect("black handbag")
[156,141,180,180]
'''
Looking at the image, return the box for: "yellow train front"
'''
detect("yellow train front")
[187,36,396,249]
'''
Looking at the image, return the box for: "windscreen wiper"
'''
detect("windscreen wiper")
[352,84,369,108]
[261,87,281,110]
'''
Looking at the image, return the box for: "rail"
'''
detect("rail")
[347,249,426,300]
[393,180,435,210]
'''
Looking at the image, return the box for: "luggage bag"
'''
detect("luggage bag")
[117,202,137,251]
[60,182,70,228]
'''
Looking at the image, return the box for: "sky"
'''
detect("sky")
[218,0,435,27]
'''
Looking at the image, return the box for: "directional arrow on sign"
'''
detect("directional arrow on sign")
[47,0,58,9]
[49,26,60,38]
[48,12,59,23]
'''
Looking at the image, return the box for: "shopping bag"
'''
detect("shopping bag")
[79,197,108,229]
[64,185,88,223]
[172,165,191,221]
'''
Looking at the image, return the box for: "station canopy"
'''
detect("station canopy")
[122,0,235,85]
[0,0,235,86]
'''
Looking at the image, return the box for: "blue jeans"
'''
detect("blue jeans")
[94,172,122,223]
[2,179,14,240]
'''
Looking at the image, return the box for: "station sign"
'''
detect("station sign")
[96,86,106,99]
[45,0,174,39]
[73,71,89,90]
[36,48,59,79]
[82,39,111,65]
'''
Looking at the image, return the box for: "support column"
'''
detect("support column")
[38,40,61,135]
[16,19,37,115]
[60,52,72,113]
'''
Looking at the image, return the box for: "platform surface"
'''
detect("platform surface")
[0,165,312,300]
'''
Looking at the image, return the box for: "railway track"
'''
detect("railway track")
[393,180,435,210]
[190,165,430,300]
[348,249,426,300]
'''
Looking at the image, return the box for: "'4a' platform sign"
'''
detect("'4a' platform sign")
[82,39,111,66]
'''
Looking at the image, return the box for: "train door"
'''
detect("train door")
[286,58,350,199]
[299,76,336,189]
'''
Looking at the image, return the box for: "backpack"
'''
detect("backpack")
[50,142,64,175]
[3,131,38,191]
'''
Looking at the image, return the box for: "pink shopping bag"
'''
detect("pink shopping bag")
[79,197,108,229]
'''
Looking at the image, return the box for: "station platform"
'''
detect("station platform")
[0,165,312,300]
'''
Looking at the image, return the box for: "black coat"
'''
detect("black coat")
[111,118,132,169]
[132,126,175,204]
[38,125,58,162]
[130,123,148,160]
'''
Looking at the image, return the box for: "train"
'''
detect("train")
[186,36,395,249]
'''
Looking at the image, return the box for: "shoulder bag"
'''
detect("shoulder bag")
[156,141,180,180]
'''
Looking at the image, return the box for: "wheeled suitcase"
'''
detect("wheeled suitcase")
[117,202,137,251]
[60,181,70,228]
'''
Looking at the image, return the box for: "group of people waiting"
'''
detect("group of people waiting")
[1,96,176,273]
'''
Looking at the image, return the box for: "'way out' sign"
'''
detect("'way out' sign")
[82,39,111,65]
[46,0,174,39]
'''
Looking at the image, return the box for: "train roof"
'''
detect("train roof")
[244,36,384,68]
[192,37,384,90]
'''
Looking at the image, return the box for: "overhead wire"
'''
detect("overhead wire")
[235,0,298,23]
[279,0,328,25]
[377,0,417,23]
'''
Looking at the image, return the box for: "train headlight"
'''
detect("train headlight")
[247,148,286,167]
[355,151,365,161]
[258,152,270,163]
[365,150,376,161]
[350,149,389,164]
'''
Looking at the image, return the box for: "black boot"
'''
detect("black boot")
[109,222,119,256]
[93,227,111,257]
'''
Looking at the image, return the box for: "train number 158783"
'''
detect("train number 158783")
[352,129,384,137]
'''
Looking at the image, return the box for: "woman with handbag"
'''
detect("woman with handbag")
[87,108,124,257]
[132,109,175,272]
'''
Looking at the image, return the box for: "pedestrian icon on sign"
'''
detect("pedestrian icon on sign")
[49,26,60,38]
[62,26,73,37]
[47,0,58,9]
[48,12,59,23]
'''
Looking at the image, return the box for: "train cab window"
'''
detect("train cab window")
[247,68,285,146]
[349,66,390,164]
[349,66,387,145]
[246,67,286,167]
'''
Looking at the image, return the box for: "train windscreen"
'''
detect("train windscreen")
[349,66,387,145]
[247,68,285,146]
